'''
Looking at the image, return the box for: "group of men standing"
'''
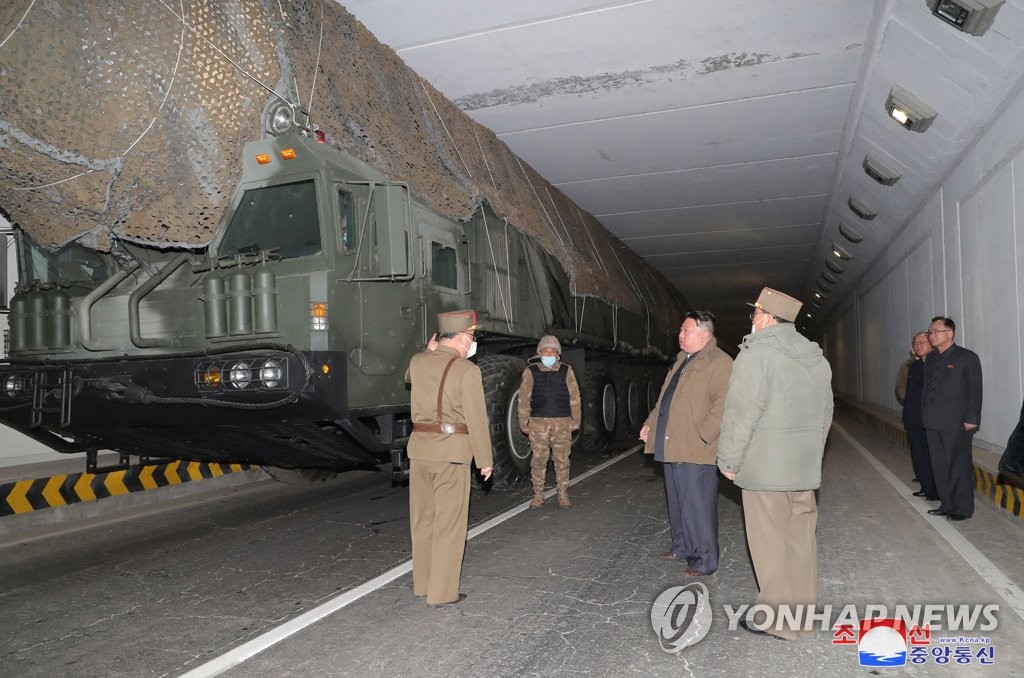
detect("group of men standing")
[641,288,834,640]
[898,317,983,521]
[406,290,979,643]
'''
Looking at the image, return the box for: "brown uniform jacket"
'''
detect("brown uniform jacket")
[642,337,733,464]
[407,345,494,468]
[895,356,916,405]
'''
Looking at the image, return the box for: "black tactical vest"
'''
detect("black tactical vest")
[529,363,571,417]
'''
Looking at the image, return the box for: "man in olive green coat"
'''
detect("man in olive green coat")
[407,310,494,607]
[640,310,733,576]
[718,288,833,640]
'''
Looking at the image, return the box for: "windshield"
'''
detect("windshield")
[219,179,322,259]
[21,233,115,287]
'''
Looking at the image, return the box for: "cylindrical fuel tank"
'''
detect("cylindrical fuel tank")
[25,289,48,350]
[9,291,28,352]
[253,265,278,334]
[227,271,253,336]
[49,290,71,348]
[203,275,228,338]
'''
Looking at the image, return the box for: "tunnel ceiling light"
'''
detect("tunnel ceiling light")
[926,0,1004,35]
[813,290,826,300]
[821,270,840,285]
[886,86,937,132]
[832,242,853,260]
[839,222,865,244]
[863,155,902,186]
[826,259,846,274]
[848,196,877,221]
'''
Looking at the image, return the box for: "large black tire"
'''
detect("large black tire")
[477,354,531,488]
[646,364,669,412]
[579,362,616,453]
[611,364,643,442]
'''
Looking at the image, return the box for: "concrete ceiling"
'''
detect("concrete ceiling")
[342,0,1024,344]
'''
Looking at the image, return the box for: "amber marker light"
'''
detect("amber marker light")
[280,148,297,160]
[311,302,328,330]
[255,153,272,165]
[321,364,330,375]
[203,367,222,388]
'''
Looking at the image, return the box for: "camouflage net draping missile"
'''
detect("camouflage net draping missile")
[0,0,682,324]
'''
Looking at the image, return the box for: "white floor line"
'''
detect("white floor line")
[178,446,640,678]
[834,423,1024,622]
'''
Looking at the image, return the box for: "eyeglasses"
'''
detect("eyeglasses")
[927,329,951,335]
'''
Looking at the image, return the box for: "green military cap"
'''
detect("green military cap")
[748,287,802,322]
[437,309,478,334]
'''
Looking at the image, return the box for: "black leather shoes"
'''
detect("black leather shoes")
[946,514,969,521]
[924,496,940,501]
[428,593,467,608]
[912,490,927,497]
[927,508,947,516]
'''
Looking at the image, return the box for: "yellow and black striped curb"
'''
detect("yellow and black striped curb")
[1,461,258,517]
[840,400,1023,521]
[974,464,1024,520]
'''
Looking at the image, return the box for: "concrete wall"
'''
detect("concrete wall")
[823,81,1024,452]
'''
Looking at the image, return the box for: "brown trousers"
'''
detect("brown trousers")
[529,417,573,488]
[742,489,818,640]
[409,459,471,604]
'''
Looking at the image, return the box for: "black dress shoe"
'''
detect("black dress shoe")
[428,593,467,608]
[912,490,927,497]
[738,619,767,635]
[946,514,969,521]
[924,496,940,502]
[927,508,947,516]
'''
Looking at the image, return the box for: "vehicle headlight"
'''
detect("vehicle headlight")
[259,360,282,388]
[228,362,252,389]
[4,374,29,397]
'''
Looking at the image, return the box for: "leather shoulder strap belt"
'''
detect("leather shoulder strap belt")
[412,356,469,435]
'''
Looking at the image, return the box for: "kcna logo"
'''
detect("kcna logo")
[650,583,712,653]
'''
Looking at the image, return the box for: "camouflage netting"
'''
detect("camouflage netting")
[0,0,681,324]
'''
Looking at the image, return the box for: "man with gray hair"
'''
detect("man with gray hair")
[641,310,733,576]
[903,331,937,501]
[718,288,833,640]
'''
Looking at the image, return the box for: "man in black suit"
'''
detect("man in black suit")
[921,316,983,521]
[903,332,937,501]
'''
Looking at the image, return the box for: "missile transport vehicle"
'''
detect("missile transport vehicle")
[0,2,685,485]
[1,103,682,485]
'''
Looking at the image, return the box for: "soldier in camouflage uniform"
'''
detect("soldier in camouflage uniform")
[518,335,581,508]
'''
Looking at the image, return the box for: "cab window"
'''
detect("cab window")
[339,189,356,252]
[431,241,457,289]
[219,179,321,259]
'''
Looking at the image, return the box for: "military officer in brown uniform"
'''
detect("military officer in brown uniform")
[518,335,581,508]
[407,310,494,606]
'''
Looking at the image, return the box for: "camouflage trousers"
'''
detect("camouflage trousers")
[529,417,573,488]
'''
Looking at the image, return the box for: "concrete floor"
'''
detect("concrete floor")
[1,413,1023,677]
